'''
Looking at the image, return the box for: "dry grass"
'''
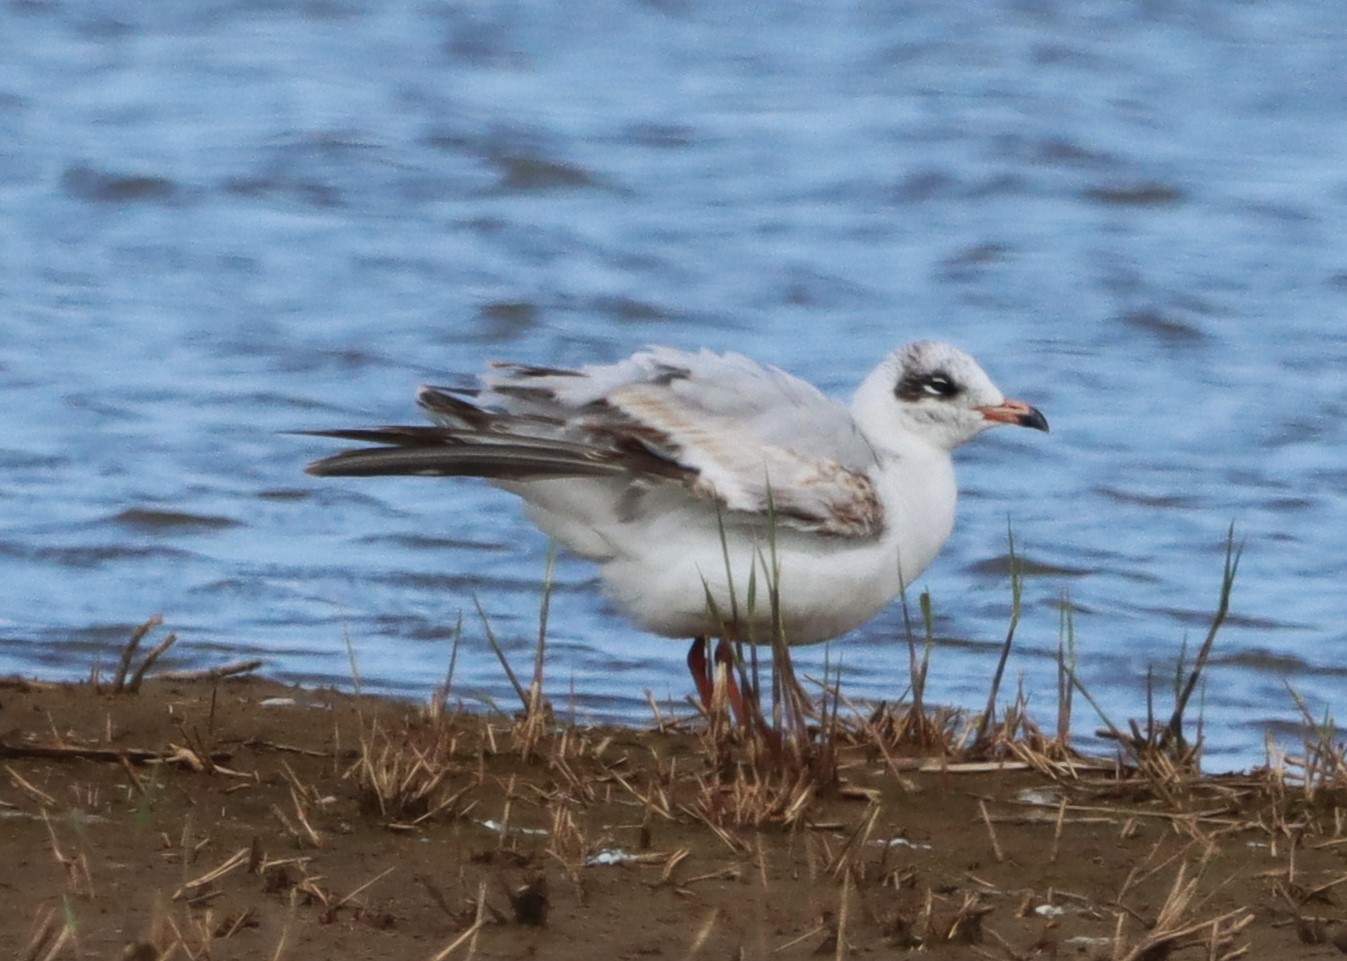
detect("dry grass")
[1111,858,1254,961]
[1267,687,1347,804]
[346,713,476,826]
[92,615,262,694]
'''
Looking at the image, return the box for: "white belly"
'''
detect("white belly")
[509,451,958,646]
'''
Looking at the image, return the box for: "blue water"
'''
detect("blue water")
[3,1,1346,770]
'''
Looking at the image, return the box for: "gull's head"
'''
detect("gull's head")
[852,341,1049,454]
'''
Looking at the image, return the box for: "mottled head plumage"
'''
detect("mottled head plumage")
[851,341,1047,454]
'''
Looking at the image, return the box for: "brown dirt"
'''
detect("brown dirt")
[2,676,1345,960]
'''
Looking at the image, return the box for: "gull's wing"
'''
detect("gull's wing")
[306,347,884,538]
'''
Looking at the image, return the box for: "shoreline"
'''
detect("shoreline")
[3,672,1341,959]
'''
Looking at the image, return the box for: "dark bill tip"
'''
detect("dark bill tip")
[1018,405,1049,433]
[977,399,1049,433]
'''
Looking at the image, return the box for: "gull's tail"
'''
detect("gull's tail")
[302,387,649,481]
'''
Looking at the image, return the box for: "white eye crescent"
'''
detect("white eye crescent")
[922,375,958,398]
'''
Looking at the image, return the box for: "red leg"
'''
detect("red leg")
[689,636,747,724]
[713,639,746,724]
[687,636,714,708]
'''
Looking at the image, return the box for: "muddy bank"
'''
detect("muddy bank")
[2,676,1342,959]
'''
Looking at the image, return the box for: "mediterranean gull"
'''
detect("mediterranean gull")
[303,341,1048,711]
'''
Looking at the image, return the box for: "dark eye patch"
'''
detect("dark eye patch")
[895,370,962,401]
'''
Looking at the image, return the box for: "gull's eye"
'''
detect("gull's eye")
[895,369,963,402]
[920,373,958,397]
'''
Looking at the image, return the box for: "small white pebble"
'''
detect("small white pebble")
[1014,788,1061,807]
[585,849,637,866]
[869,838,933,850]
